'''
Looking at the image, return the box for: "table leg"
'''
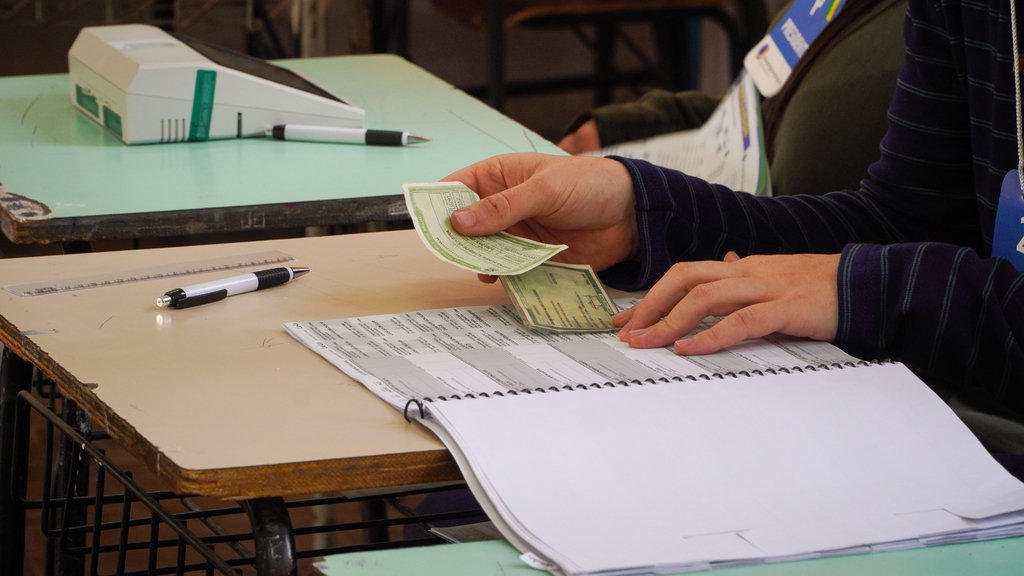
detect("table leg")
[594,25,615,107]
[370,0,387,53]
[249,0,290,58]
[51,400,91,576]
[59,241,91,255]
[153,0,174,29]
[362,499,390,543]
[653,17,695,94]
[295,0,328,57]
[392,0,410,59]
[486,0,505,111]
[240,497,297,576]
[0,347,34,576]
[369,0,410,58]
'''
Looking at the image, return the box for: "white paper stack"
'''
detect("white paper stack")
[421,363,1024,575]
[286,305,1024,575]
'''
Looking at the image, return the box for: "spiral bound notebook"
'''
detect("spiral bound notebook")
[284,301,1024,575]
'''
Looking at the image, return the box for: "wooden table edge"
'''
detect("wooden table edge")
[0,194,408,244]
[0,313,462,500]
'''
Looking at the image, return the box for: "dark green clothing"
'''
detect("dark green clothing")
[573,0,907,197]
[566,90,722,146]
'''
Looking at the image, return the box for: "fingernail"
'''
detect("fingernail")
[452,210,476,229]
[617,321,633,340]
[629,327,650,338]
[674,338,694,352]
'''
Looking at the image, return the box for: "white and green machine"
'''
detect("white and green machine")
[68,24,364,144]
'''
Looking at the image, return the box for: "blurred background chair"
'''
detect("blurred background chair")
[374,0,768,110]
[0,0,294,66]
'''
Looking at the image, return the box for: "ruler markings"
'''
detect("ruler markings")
[5,250,296,297]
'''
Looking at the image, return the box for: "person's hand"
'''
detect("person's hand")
[557,120,601,154]
[613,252,841,354]
[444,153,639,282]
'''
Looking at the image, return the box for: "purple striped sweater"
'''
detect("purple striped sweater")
[600,0,1024,419]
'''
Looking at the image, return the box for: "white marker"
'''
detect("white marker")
[267,125,430,146]
[156,267,309,309]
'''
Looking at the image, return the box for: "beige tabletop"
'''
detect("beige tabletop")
[0,231,626,499]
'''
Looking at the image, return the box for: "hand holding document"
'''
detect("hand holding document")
[403,182,567,275]
[404,182,614,333]
[500,262,616,332]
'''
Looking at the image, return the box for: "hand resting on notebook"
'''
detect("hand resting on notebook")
[616,252,839,354]
[445,152,841,356]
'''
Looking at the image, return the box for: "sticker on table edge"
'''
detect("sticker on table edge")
[20,328,59,336]
[0,185,52,221]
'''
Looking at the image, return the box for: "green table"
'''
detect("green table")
[0,54,560,244]
[314,537,1024,576]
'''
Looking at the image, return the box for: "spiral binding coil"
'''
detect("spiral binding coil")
[404,398,425,422]
[401,358,884,421]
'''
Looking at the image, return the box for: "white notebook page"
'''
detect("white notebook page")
[424,363,1024,575]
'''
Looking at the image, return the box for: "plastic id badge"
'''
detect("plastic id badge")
[743,0,848,97]
[993,170,1024,270]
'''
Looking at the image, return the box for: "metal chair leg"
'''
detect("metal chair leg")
[51,401,91,576]
[0,347,33,576]
[362,498,390,543]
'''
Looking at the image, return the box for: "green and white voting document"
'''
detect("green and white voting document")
[500,262,616,332]
[403,182,566,275]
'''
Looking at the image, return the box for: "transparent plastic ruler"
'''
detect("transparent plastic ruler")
[5,250,295,297]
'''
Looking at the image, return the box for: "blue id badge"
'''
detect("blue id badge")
[992,170,1024,270]
[743,0,847,97]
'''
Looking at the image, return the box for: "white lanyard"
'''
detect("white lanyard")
[1012,0,1023,192]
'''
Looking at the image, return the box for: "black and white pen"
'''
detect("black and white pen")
[156,267,310,309]
[267,124,430,146]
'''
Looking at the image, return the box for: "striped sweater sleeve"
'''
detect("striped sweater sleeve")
[837,243,1024,414]
[599,0,1024,417]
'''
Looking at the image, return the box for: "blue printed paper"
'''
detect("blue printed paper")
[744,0,847,97]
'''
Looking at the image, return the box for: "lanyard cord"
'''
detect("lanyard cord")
[1012,0,1024,191]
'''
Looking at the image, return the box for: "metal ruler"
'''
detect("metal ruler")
[5,250,295,297]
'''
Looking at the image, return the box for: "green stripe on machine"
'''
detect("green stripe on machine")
[102,106,122,137]
[75,85,99,117]
[188,69,217,141]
